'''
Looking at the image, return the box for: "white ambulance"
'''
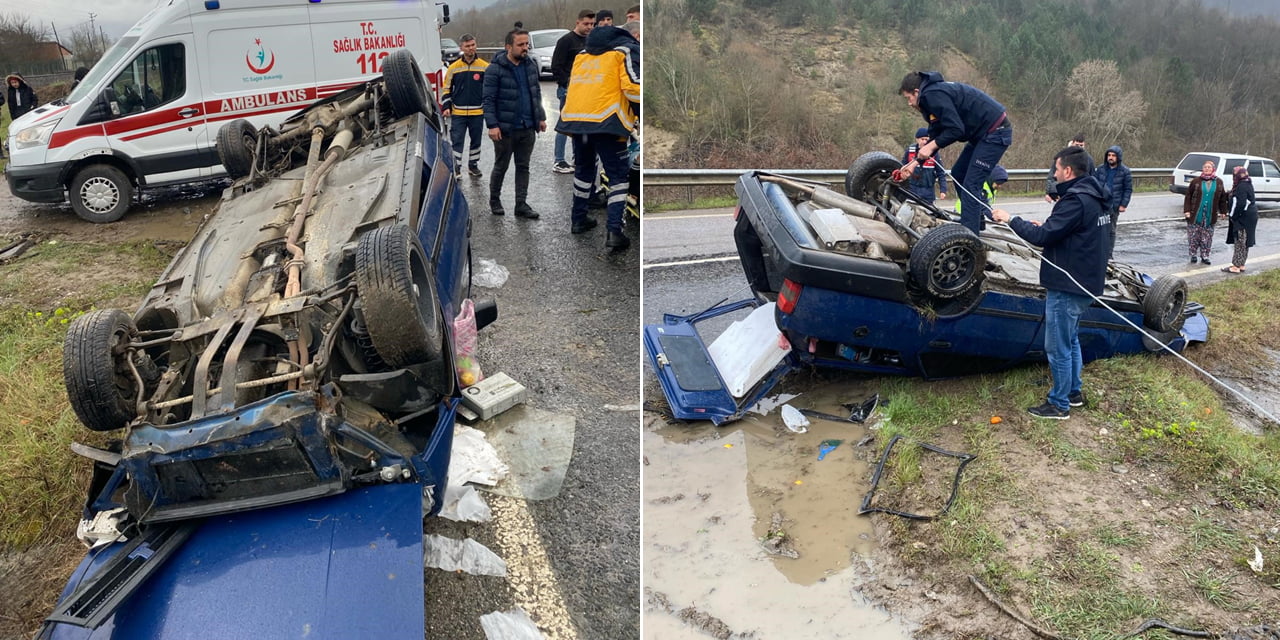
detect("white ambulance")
[6,0,449,222]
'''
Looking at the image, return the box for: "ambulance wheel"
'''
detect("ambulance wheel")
[845,151,902,203]
[216,119,258,179]
[1143,274,1187,333]
[909,224,986,300]
[354,224,444,367]
[383,49,431,119]
[69,165,132,223]
[64,309,146,432]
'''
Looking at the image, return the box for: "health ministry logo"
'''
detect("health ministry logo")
[246,38,276,74]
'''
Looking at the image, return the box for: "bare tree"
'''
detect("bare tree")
[0,12,49,70]
[67,21,106,67]
[1066,59,1148,149]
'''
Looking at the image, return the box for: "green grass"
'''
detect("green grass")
[644,194,738,213]
[0,240,169,549]
[1183,566,1252,611]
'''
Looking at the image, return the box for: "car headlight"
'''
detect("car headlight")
[14,118,60,149]
[540,55,550,64]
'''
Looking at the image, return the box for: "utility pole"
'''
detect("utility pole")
[51,22,67,70]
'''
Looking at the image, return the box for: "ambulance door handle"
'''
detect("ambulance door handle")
[178,108,200,118]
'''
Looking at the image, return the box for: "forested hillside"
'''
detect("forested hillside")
[647,0,1280,170]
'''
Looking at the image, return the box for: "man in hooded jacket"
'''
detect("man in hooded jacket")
[6,73,37,120]
[556,25,639,249]
[992,146,1110,420]
[1092,145,1132,259]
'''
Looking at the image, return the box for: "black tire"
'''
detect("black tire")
[845,151,902,202]
[383,49,431,119]
[69,164,132,223]
[908,224,986,299]
[63,309,142,432]
[1142,274,1187,333]
[355,224,444,367]
[216,119,257,179]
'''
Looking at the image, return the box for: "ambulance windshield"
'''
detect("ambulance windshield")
[65,37,140,105]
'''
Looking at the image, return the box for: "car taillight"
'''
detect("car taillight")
[777,279,802,314]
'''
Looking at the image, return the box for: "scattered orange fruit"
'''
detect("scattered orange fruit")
[990,416,1003,424]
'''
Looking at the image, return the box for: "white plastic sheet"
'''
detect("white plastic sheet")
[438,483,493,523]
[451,425,510,487]
[479,608,545,640]
[781,404,810,433]
[474,258,510,289]
[708,302,790,397]
[423,535,508,577]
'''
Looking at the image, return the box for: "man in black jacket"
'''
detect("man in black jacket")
[992,146,1110,420]
[549,10,594,173]
[482,30,546,219]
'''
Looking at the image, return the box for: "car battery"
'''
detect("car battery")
[460,372,528,421]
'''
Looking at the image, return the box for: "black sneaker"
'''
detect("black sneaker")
[1068,391,1086,408]
[514,205,540,219]
[1201,258,1211,265]
[571,218,598,234]
[552,161,573,174]
[468,165,484,177]
[490,201,505,216]
[1027,402,1069,420]
[1190,256,1198,263]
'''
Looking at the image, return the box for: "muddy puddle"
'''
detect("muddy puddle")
[644,382,914,639]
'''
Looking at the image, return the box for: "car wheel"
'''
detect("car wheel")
[845,151,902,202]
[908,224,986,299]
[69,165,132,223]
[1142,274,1187,333]
[64,309,148,431]
[355,224,444,367]
[383,49,431,119]
[216,119,258,179]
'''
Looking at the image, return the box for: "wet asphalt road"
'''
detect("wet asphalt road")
[422,81,640,640]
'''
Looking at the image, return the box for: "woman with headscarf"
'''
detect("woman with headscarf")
[1223,165,1257,274]
[1182,160,1229,264]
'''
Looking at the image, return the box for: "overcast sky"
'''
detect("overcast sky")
[4,0,161,41]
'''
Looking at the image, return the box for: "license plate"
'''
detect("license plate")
[1184,175,1194,182]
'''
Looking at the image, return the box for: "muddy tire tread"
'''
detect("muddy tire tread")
[383,49,430,119]
[845,151,902,201]
[355,225,442,367]
[216,119,257,179]
[63,309,138,432]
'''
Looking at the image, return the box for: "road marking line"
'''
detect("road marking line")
[642,255,738,269]
[1173,252,1280,277]
[489,494,579,640]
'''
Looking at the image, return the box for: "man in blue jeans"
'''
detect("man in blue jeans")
[550,10,595,173]
[898,71,1011,234]
[992,146,1110,419]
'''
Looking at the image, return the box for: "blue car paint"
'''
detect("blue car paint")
[49,484,425,640]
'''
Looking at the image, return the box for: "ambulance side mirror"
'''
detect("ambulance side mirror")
[78,89,117,125]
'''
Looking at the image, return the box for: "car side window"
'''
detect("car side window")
[1265,161,1280,179]
[1248,161,1264,178]
[107,43,186,117]
[1223,158,1245,175]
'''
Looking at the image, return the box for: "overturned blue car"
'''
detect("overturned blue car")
[43,50,492,638]
[644,152,1209,425]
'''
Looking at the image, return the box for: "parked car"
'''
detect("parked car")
[441,37,461,64]
[42,50,495,636]
[1169,151,1280,199]
[645,152,1209,425]
[528,28,569,78]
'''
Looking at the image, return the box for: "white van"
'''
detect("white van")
[6,0,448,222]
[1170,152,1280,201]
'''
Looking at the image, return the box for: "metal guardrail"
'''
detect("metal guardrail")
[642,167,1176,187]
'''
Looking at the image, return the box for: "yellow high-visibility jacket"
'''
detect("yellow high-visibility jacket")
[442,56,488,117]
[556,28,639,138]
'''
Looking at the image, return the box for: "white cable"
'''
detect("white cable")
[931,163,1278,426]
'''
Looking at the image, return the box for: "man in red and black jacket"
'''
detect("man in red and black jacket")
[902,127,948,206]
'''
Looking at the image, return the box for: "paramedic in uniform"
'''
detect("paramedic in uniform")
[442,34,488,178]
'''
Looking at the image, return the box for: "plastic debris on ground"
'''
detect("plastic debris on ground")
[451,425,510,487]
[781,404,809,433]
[423,535,508,577]
[708,302,790,397]
[479,406,576,501]
[479,607,545,640]
[817,439,842,461]
[474,258,510,289]
[749,393,798,416]
[438,483,494,523]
